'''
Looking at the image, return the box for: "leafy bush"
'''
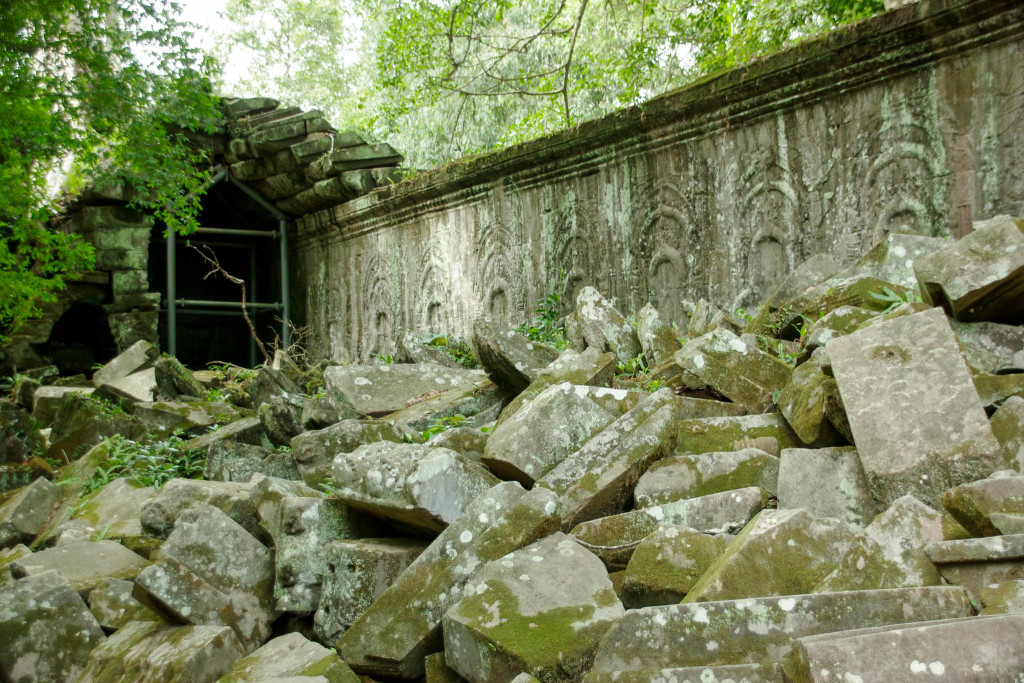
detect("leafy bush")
[86,434,205,492]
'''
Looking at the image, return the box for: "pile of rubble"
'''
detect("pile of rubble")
[2,215,1024,682]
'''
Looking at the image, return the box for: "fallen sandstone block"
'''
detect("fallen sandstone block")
[443,532,625,682]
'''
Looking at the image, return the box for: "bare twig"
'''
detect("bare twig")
[188,244,271,364]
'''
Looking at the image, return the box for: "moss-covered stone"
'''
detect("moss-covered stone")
[675,413,810,457]
[332,442,499,534]
[777,446,877,527]
[537,391,681,530]
[0,569,107,682]
[942,474,1024,536]
[78,620,244,683]
[991,396,1024,472]
[634,447,779,507]
[443,532,624,682]
[979,579,1024,615]
[776,348,842,445]
[88,577,161,630]
[0,477,60,548]
[620,524,728,607]
[591,586,970,674]
[218,632,359,682]
[314,537,428,644]
[336,483,560,679]
[682,508,861,603]
[674,329,791,414]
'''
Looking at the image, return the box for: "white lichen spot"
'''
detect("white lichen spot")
[692,606,709,624]
[706,640,718,651]
[459,530,473,544]
[729,338,747,354]
[354,377,372,386]
[929,662,945,675]
[544,501,557,515]
[911,661,928,674]
[653,613,667,627]
[778,597,796,612]
[843,674,864,683]
[519,574,530,582]
[693,354,705,370]
[478,513,489,524]
[646,506,665,522]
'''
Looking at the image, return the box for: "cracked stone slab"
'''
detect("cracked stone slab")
[335,482,561,679]
[675,413,810,456]
[88,577,161,630]
[590,586,970,674]
[827,307,1002,507]
[0,570,106,683]
[140,478,261,540]
[323,362,485,417]
[495,347,618,425]
[634,448,779,508]
[783,614,1024,682]
[443,532,624,682]
[332,442,499,534]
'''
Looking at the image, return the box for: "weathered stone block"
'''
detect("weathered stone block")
[336,483,560,678]
[675,329,792,413]
[322,362,483,417]
[141,478,260,539]
[332,442,499,534]
[0,570,106,682]
[620,524,729,607]
[78,619,245,683]
[635,303,682,367]
[827,307,1002,507]
[591,586,970,674]
[314,537,428,644]
[942,474,1024,536]
[470,317,559,393]
[682,508,861,603]
[925,533,1024,599]
[92,339,158,386]
[537,391,681,529]
[273,496,386,613]
[88,577,161,629]
[291,418,410,488]
[783,614,1024,682]
[496,347,618,425]
[777,446,878,526]
[11,539,150,597]
[219,632,359,682]
[31,385,94,424]
[991,396,1024,472]
[953,320,1024,375]
[914,214,1024,323]
[675,413,808,456]
[483,383,620,485]
[205,441,299,483]
[134,505,277,651]
[634,447,779,507]
[576,286,642,365]
[0,476,59,548]
[95,366,158,403]
[443,532,624,683]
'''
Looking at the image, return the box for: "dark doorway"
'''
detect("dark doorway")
[35,303,118,375]
[149,171,288,369]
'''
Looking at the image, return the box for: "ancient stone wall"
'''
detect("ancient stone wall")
[294,0,1024,361]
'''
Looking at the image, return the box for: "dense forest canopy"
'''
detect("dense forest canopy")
[216,0,884,167]
[0,0,883,343]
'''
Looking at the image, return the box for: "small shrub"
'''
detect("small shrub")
[86,434,205,492]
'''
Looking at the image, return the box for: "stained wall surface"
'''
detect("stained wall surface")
[294,0,1024,361]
